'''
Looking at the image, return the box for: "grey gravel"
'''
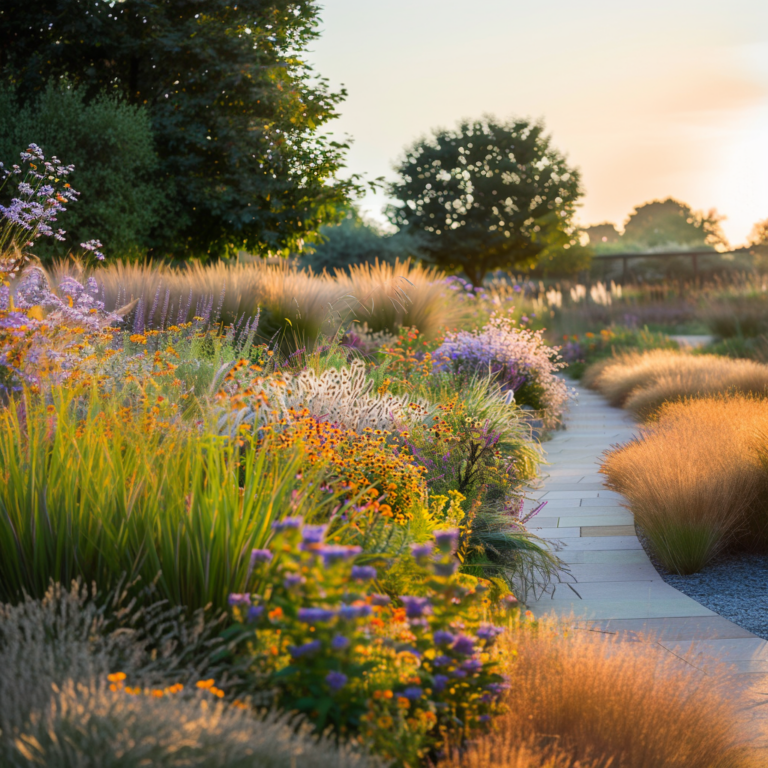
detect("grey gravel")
[639,530,768,640]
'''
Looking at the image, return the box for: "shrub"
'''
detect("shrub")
[584,349,768,418]
[601,396,768,573]
[229,521,515,765]
[0,85,164,259]
[435,312,568,425]
[444,625,753,768]
[702,296,768,339]
[0,386,351,609]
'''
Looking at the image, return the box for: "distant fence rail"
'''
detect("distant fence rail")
[592,249,747,283]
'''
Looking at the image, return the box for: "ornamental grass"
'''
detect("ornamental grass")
[601,395,768,574]
[49,258,459,341]
[583,349,768,419]
[441,625,755,768]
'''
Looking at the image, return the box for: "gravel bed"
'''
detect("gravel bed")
[639,529,768,640]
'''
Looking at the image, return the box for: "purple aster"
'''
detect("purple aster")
[476,624,504,643]
[433,655,452,668]
[434,528,460,552]
[410,542,434,560]
[298,607,336,623]
[434,560,458,577]
[247,605,264,622]
[250,548,272,566]
[288,640,322,658]
[371,594,391,606]
[402,686,423,701]
[401,596,432,619]
[433,674,449,692]
[461,658,483,674]
[338,603,372,621]
[452,634,475,655]
[228,593,251,606]
[283,573,306,589]
[351,565,377,581]
[301,524,328,544]
[433,630,456,647]
[326,671,348,692]
[451,668,467,678]
[273,516,304,531]
[319,544,362,565]
[331,635,350,651]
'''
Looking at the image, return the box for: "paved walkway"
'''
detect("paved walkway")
[526,382,768,749]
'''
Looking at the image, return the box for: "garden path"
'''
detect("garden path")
[525,381,768,751]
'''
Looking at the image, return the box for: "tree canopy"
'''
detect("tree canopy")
[0,0,357,259]
[387,117,582,285]
[622,198,727,250]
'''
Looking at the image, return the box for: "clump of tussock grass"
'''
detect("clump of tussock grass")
[49,258,459,341]
[584,349,768,418]
[601,396,768,573]
[441,625,754,768]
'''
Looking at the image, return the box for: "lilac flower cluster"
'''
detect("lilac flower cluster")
[435,312,569,424]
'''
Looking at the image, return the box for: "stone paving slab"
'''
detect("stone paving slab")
[528,380,768,749]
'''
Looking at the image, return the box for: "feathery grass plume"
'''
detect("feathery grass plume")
[4,680,377,768]
[218,358,433,437]
[584,349,768,416]
[48,258,460,341]
[454,624,754,768]
[601,396,768,573]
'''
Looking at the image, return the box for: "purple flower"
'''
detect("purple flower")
[247,605,264,621]
[326,671,348,692]
[476,623,504,643]
[452,634,475,655]
[402,686,423,701]
[433,630,456,647]
[228,593,251,606]
[283,573,306,589]
[478,714,491,723]
[351,565,377,581]
[433,655,452,668]
[410,542,433,560]
[401,596,432,619]
[434,560,458,577]
[434,528,459,552]
[338,603,372,620]
[250,548,272,566]
[301,524,328,544]
[371,594,391,606]
[486,680,511,697]
[319,544,362,565]
[433,674,449,692]
[461,658,483,674]
[288,640,322,658]
[273,516,304,531]
[451,668,467,678]
[331,635,350,651]
[298,607,336,623]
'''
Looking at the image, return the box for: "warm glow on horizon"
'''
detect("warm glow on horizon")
[307,0,768,246]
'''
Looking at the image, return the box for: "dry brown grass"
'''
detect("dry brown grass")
[48,258,459,341]
[442,626,755,768]
[584,350,768,418]
[601,395,768,573]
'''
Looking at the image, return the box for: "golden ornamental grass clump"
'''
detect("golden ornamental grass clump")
[441,626,755,768]
[583,349,768,419]
[601,395,768,573]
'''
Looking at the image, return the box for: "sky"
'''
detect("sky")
[306,0,768,246]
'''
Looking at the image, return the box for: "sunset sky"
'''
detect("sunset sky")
[308,0,768,246]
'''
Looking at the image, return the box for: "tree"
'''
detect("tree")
[0,83,164,259]
[622,198,727,250]
[0,1,357,259]
[748,218,768,246]
[387,117,582,286]
[299,209,422,273]
[584,222,620,247]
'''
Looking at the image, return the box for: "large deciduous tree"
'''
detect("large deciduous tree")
[0,0,356,259]
[387,117,582,286]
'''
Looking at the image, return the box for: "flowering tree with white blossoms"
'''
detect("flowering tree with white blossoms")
[435,312,569,425]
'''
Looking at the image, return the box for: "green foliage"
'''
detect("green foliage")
[299,209,423,273]
[0,84,163,259]
[0,1,357,259]
[387,117,582,286]
[230,523,514,765]
[621,198,727,250]
[0,386,350,610]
